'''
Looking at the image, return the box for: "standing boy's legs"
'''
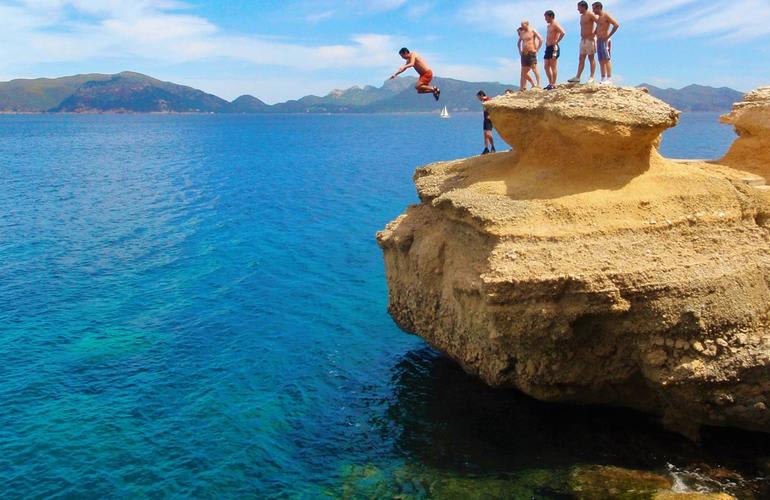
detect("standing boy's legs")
[571,52,587,82]
[520,65,530,91]
[552,46,559,85]
[588,54,596,81]
[531,61,541,88]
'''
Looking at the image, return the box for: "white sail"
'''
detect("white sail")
[440,106,450,119]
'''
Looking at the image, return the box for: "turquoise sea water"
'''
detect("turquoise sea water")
[1,112,767,498]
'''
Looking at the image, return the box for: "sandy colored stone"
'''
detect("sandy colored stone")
[720,87,770,179]
[377,85,770,435]
[569,465,672,498]
[653,493,734,500]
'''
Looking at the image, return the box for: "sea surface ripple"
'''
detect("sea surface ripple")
[1,112,766,498]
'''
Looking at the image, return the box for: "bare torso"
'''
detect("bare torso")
[580,11,597,39]
[595,12,615,39]
[410,53,431,75]
[546,21,564,46]
[518,28,538,53]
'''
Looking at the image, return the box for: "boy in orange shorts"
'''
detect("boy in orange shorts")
[390,47,441,101]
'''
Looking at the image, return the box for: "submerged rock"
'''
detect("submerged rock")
[569,465,672,498]
[377,86,770,436]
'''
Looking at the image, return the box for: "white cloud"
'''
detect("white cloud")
[459,0,770,42]
[305,10,335,24]
[406,2,433,19]
[0,1,401,70]
[459,1,580,37]
[660,0,770,42]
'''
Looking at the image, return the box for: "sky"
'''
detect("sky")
[0,0,768,103]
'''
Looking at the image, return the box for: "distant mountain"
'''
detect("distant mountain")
[228,95,269,113]
[638,83,743,112]
[53,72,231,113]
[360,77,514,113]
[264,77,418,113]
[0,73,114,112]
[0,71,745,114]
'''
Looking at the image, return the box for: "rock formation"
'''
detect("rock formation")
[720,86,770,179]
[377,86,770,436]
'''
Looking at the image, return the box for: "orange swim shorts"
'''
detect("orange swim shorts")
[418,70,434,86]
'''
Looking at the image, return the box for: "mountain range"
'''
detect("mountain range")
[0,71,743,114]
[638,83,743,112]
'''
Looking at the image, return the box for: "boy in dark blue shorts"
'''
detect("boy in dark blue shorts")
[543,10,566,90]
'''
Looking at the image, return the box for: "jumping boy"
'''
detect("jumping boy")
[390,47,441,101]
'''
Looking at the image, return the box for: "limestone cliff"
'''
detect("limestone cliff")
[377,86,770,436]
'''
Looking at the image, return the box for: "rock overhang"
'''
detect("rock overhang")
[378,85,770,436]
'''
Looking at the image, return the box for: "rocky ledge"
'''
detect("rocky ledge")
[377,86,770,437]
[720,86,770,178]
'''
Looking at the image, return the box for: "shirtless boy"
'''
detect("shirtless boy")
[390,47,441,101]
[592,2,620,85]
[543,10,566,90]
[476,90,496,155]
[567,1,598,84]
[517,21,543,91]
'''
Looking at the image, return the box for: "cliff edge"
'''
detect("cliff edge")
[377,86,770,436]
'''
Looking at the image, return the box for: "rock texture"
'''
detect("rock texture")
[720,87,770,178]
[377,85,770,436]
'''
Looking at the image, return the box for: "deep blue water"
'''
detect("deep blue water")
[1,112,767,498]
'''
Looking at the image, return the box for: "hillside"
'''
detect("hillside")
[0,71,746,114]
[0,74,114,112]
[229,95,269,113]
[52,72,231,113]
[638,83,743,112]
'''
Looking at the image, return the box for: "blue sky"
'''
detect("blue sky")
[0,0,768,103]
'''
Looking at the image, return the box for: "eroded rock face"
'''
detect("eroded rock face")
[720,87,770,178]
[378,86,770,436]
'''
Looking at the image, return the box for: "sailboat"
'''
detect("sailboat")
[440,106,450,119]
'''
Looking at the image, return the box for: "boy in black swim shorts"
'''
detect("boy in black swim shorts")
[543,10,566,90]
[517,20,543,90]
[476,91,496,155]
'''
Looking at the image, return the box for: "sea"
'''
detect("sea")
[1,112,768,498]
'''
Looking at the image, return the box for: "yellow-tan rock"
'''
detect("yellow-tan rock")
[377,86,770,436]
[720,86,770,178]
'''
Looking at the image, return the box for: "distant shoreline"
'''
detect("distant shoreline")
[0,110,734,116]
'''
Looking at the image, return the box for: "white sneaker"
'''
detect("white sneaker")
[602,78,613,86]
[587,77,595,84]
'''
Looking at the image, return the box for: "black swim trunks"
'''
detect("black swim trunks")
[481,97,493,130]
[544,44,560,60]
[520,51,537,67]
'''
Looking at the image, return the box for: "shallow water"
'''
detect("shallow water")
[1,112,766,498]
